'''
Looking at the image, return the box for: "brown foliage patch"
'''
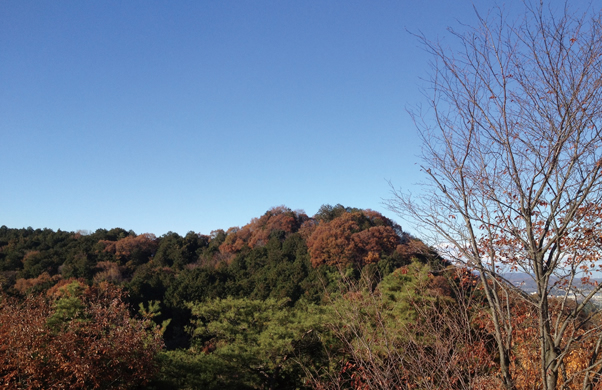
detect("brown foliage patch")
[0,281,163,389]
[219,206,309,254]
[99,233,158,259]
[14,272,62,294]
[306,211,400,268]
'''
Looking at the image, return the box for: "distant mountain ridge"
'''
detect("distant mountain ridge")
[503,272,602,295]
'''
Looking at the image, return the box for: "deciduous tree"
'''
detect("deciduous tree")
[306,210,401,268]
[0,280,163,389]
[388,3,602,389]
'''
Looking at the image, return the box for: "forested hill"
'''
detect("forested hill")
[0,204,441,332]
[0,204,451,389]
[0,204,439,295]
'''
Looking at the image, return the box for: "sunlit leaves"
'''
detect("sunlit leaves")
[306,210,401,268]
[0,280,163,389]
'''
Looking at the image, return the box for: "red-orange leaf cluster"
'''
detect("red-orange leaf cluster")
[219,206,309,254]
[100,233,158,260]
[306,210,400,268]
[214,205,415,269]
[0,280,163,389]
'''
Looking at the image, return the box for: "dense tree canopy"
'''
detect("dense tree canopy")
[306,209,402,268]
[0,280,163,389]
[0,205,454,389]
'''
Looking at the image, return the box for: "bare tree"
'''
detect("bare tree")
[388,2,602,389]
[301,265,497,390]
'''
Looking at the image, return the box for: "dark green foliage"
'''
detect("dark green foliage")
[0,205,454,389]
[153,231,208,269]
[154,297,322,390]
[152,350,258,390]
[105,227,130,241]
[46,281,86,332]
[0,227,74,277]
[127,263,176,307]
[60,252,95,280]
[315,204,361,223]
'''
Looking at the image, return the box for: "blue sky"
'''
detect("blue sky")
[1,0,527,236]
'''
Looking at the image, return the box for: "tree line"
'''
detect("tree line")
[1,205,452,389]
[2,204,601,389]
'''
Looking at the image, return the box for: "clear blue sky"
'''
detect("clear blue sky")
[1,0,529,236]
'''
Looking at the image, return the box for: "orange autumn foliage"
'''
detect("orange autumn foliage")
[510,299,602,390]
[99,233,158,259]
[14,272,62,294]
[93,261,125,283]
[216,205,414,270]
[0,280,163,389]
[219,206,309,254]
[306,210,400,268]
[471,285,602,390]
